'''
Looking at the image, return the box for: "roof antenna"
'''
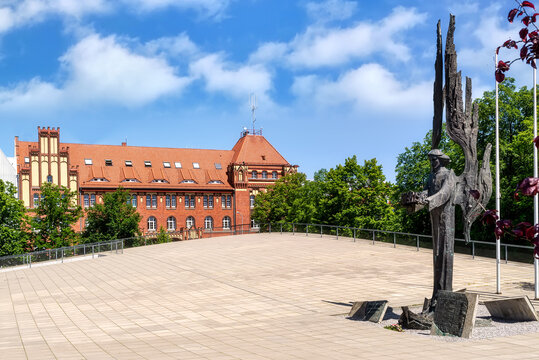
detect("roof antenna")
[249,93,257,135]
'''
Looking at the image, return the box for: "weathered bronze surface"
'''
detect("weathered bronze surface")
[401,15,492,309]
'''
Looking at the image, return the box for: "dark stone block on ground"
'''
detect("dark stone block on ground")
[430,290,478,338]
[398,306,432,330]
[348,300,388,323]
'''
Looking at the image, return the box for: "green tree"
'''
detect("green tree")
[0,180,29,256]
[318,156,396,230]
[82,188,141,244]
[31,183,82,249]
[251,172,318,224]
[156,226,170,244]
[476,78,535,228]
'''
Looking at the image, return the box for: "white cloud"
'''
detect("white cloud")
[251,6,427,69]
[119,0,230,19]
[144,33,199,58]
[458,4,512,71]
[0,0,109,33]
[248,42,288,64]
[0,33,191,110]
[190,53,272,99]
[292,63,431,116]
[305,0,357,23]
[61,34,190,105]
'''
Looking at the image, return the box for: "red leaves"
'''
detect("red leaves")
[469,189,480,200]
[534,135,539,148]
[514,177,539,199]
[521,45,529,59]
[497,60,510,71]
[509,8,519,22]
[520,27,529,39]
[481,209,499,226]
[495,60,511,83]
[522,1,536,10]
[500,1,539,81]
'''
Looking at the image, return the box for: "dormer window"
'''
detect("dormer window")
[105,159,113,166]
[125,160,132,167]
[215,163,222,169]
[163,162,171,168]
[122,179,140,183]
[151,179,169,183]
[193,162,200,169]
[181,179,196,184]
[24,157,30,163]
[144,161,152,167]
[175,162,182,168]
[209,180,224,184]
[84,159,93,165]
[90,178,109,182]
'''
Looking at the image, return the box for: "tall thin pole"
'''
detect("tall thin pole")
[495,52,501,294]
[534,67,539,299]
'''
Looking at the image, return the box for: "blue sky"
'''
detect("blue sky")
[0,0,535,181]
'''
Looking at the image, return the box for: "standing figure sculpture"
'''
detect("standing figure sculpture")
[402,15,492,311]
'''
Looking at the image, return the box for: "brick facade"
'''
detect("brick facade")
[15,127,297,235]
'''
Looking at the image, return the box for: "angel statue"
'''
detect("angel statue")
[401,15,492,312]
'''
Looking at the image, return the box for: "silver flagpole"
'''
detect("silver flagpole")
[534,65,538,299]
[496,52,501,294]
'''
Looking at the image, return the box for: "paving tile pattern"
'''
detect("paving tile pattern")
[1,233,539,359]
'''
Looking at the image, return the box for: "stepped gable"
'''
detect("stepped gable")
[231,134,289,165]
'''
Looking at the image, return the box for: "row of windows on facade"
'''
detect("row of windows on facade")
[147,216,226,231]
[90,178,224,184]
[146,216,258,231]
[82,158,222,170]
[82,194,233,209]
[251,170,278,179]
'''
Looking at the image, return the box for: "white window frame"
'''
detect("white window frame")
[222,216,231,230]
[204,216,213,230]
[167,216,176,231]
[186,216,195,229]
[148,216,157,231]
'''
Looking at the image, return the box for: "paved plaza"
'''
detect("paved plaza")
[2,233,539,359]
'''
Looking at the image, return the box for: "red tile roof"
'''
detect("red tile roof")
[231,135,289,165]
[17,133,292,191]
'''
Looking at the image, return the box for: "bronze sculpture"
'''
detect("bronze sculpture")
[402,15,492,310]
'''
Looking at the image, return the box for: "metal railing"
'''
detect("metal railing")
[0,238,124,269]
[3,222,534,270]
[253,222,535,264]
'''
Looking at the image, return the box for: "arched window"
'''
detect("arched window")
[47,175,53,183]
[262,171,267,179]
[250,195,255,208]
[252,170,258,179]
[33,193,39,208]
[186,216,195,229]
[238,171,243,181]
[204,216,214,230]
[222,216,231,230]
[148,216,157,231]
[167,216,176,231]
[272,171,278,179]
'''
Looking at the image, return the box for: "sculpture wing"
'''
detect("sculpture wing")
[444,14,493,242]
[432,20,443,150]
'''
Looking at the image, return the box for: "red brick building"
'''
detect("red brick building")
[15,127,297,234]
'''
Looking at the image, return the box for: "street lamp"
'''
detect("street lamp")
[236,211,243,235]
